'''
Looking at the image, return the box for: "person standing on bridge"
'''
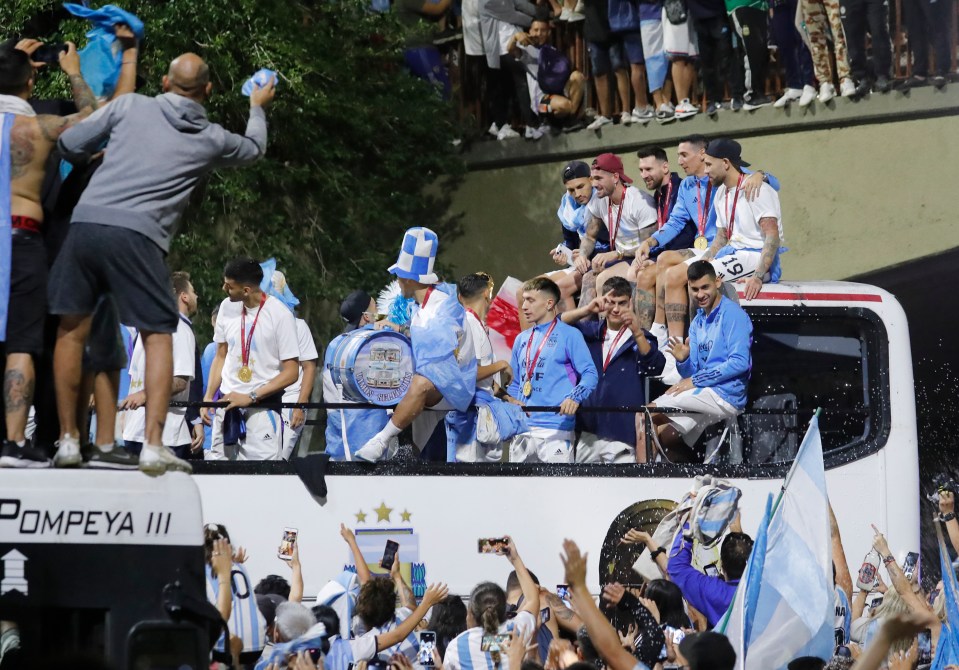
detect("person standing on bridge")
[49,53,275,475]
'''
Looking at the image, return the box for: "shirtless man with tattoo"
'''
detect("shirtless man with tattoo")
[0,40,100,467]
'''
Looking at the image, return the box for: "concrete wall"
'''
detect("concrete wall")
[445,95,959,284]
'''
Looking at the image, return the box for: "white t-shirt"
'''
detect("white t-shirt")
[122,318,196,446]
[214,295,300,395]
[586,185,657,255]
[713,180,784,250]
[444,611,536,670]
[413,288,476,368]
[282,318,319,403]
[465,310,495,392]
[601,324,631,365]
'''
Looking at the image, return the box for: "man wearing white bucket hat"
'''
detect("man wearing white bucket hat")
[355,227,478,462]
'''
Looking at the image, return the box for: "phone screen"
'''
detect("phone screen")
[918,630,932,664]
[381,540,400,570]
[481,633,511,652]
[478,538,509,555]
[540,607,551,624]
[278,527,298,561]
[556,584,570,601]
[703,563,720,578]
[418,631,437,667]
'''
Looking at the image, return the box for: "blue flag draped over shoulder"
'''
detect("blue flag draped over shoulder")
[0,113,13,341]
[410,283,476,412]
[932,523,959,669]
[63,3,145,98]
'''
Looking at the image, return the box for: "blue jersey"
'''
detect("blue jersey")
[653,170,780,249]
[507,319,598,431]
[676,296,753,410]
[834,587,851,646]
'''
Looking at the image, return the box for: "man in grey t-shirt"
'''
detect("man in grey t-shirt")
[49,53,275,475]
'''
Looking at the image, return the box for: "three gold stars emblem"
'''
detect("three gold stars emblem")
[352,503,412,524]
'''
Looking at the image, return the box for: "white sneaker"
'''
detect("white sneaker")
[817,82,836,103]
[773,88,802,108]
[559,8,571,20]
[138,444,192,477]
[586,115,612,131]
[674,99,698,119]
[355,435,391,462]
[487,122,499,138]
[631,106,654,123]
[496,124,520,140]
[840,78,856,97]
[565,10,585,21]
[524,125,544,140]
[54,435,82,468]
[620,111,633,126]
[798,84,818,107]
[573,0,584,11]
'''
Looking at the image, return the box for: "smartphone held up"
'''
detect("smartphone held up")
[381,539,400,570]
[478,537,510,555]
[278,527,298,561]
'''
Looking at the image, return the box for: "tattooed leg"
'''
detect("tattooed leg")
[578,271,597,308]
[4,354,36,442]
[664,261,691,339]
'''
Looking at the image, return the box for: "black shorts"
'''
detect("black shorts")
[48,222,178,334]
[6,231,48,356]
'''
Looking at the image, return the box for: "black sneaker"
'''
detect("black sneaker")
[728,97,744,111]
[932,75,948,89]
[874,76,891,93]
[743,94,773,110]
[86,444,140,469]
[706,101,722,116]
[0,440,52,468]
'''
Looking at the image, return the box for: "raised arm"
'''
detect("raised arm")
[938,491,959,556]
[376,582,449,652]
[111,24,139,98]
[621,529,668,577]
[830,504,853,604]
[506,536,540,617]
[288,542,304,602]
[850,610,936,670]
[216,79,274,167]
[340,523,371,584]
[561,539,647,670]
[871,527,932,622]
[541,589,583,633]
[210,538,234,623]
[391,555,417,611]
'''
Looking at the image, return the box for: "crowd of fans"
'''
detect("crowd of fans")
[396,0,956,138]
[5,480,951,668]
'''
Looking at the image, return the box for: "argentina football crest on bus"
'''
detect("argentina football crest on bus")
[347,501,427,596]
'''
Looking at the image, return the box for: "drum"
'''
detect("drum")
[329,329,414,406]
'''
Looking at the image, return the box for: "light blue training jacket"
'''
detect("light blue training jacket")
[507,318,598,431]
[676,296,753,409]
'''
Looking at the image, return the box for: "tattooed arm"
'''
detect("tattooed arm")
[743,218,779,300]
[543,590,583,633]
[701,225,727,262]
[574,216,601,275]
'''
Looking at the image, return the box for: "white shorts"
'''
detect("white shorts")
[281,408,305,460]
[684,249,766,282]
[455,439,505,463]
[479,16,511,68]
[207,407,286,461]
[412,397,457,450]
[509,427,575,463]
[575,432,634,464]
[662,9,699,58]
[651,387,740,446]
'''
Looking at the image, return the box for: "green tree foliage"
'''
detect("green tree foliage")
[4,0,465,344]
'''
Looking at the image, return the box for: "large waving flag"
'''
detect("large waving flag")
[720,414,834,669]
[932,520,959,668]
[0,112,13,341]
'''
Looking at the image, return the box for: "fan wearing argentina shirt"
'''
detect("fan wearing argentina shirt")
[355,227,478,462]
[444,536,540,670]
[504,277,598,463]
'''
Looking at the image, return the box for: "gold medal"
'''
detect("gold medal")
[238,365,253,383]
[522,380,532,398]
[694,235,708,251]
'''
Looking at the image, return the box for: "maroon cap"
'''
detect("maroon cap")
[591,153,633,185]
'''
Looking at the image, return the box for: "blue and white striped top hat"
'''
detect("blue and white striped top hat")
[388,226,439,284]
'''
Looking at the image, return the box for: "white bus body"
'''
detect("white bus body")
[194,281,918,597]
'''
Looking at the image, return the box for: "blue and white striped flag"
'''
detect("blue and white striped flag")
[721,415,834,669]
[932,520,959,668]
[0,112,13,341]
